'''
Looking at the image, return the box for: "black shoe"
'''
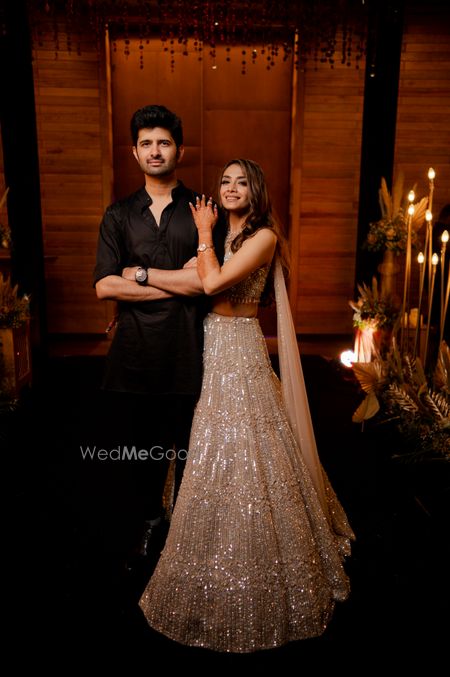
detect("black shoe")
[137,517,162,557]
[125,517,169,573]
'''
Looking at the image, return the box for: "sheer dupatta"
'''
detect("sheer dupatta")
[274,257,330,521]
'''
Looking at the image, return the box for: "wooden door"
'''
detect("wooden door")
[110,38,293,335]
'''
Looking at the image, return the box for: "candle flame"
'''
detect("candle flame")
[408,190,415,202]
[408,204,415,216]
[418,252,425,264]
[340,350,355,368]
[432,253,439,266]
[425,210,433,222]
[428,167,435,180]
[442,230,449,244]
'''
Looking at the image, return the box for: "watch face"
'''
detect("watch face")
[198,244,207,252]
[136,268,147,283]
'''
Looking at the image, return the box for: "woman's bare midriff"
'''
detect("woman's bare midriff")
[211,296,258,318]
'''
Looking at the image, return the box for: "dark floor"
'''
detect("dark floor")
[5,351,449,667]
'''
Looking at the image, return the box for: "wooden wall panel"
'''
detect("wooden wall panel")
[0,129,7,227]
[290,62,366,335]
[394,1,450,226]
[32,27,113,334]
[390,2,450,310]
[0,129,10,279]
[202,46,293,230]
[110,39,203,200]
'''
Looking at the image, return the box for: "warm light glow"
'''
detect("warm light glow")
[408,204,415,216]
[432,253,439,266]
[426,210,433,222]
[408,190,415,203]
[418,252,425,264]
[442,230,449,244]
[340,350,356,368]
[428,167,436,180]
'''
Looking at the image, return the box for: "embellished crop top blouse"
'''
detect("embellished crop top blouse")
[223,246,271,305]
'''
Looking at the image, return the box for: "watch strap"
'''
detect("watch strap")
[197,243,215,252]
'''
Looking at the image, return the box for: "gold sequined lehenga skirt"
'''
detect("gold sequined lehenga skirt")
[139,313,354,653]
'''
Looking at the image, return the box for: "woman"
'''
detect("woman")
[139,159,355,652]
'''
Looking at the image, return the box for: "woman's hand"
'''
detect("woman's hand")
[183,256,198,269]
[189,194,218,233]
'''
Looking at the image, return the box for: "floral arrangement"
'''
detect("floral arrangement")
[365,174,427,253]
[349,277,399,332]
[0,273,30,328]
[348,168,449,462]
[352,342,450,462]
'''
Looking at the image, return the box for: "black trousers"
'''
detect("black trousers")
[99,391,196,520]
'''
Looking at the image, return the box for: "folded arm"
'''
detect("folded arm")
[95,275,174,301]
[120,266,204,296]
[198,229,276,295]
[94,204,203,301]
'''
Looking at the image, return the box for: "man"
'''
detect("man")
[94,104,223,566]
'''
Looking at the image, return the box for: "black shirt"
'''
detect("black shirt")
[94,182,224,396]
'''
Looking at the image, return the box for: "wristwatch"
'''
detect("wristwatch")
[135,267,148,285]
[197,243,215,253]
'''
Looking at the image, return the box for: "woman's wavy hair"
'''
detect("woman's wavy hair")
[217,158,290,306]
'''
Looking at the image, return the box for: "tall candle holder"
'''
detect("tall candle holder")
[442,266,450,349]
[426,168,435,316]
[439,229,449,347]
[413,251,425,358]
[423,253,439,368]
[400,200,415,352]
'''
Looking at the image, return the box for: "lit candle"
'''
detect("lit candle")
[413,251,425,358]
[425,209,434,319]
[439,230,449,348]
[427,167,435,218]
[340,350,356,368]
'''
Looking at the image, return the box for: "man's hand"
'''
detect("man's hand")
[122,266,141,281]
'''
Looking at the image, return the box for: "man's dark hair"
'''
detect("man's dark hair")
[130,105,183,148]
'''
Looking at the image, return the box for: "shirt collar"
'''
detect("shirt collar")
[137,181,186,213]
